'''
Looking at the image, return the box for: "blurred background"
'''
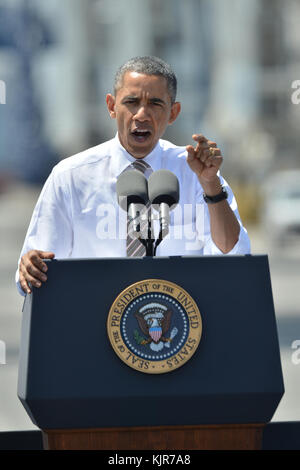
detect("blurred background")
[0,0,300,431]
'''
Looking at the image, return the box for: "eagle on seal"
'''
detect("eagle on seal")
[134,303,173,345]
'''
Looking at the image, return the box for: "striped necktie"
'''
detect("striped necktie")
[125,159,153,257]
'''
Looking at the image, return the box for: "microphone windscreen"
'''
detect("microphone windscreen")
[148,170,180,207]
[116,169,148,210]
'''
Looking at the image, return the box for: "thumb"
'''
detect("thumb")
[39,251,55,259]
[186,145,195,160]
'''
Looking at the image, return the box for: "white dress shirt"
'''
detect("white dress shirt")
[16,134,251,295]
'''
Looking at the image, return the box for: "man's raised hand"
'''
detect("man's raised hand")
[186,134,223,184]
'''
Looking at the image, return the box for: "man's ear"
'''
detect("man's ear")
[106,94,116,119]
[168,101,181,125]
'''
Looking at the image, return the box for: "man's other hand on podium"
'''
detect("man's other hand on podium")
[19,250,55,294]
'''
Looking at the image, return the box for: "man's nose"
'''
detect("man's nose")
[133,105,150,121]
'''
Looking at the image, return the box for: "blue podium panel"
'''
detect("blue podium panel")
[18,255,284,429]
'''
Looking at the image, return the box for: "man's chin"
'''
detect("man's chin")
[127,138,156,158]
[130,150,151,159]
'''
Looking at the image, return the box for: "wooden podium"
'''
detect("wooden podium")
[18,256,284,450]
[42,424,264,451]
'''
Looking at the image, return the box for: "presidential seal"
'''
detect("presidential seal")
[107,279,202,374]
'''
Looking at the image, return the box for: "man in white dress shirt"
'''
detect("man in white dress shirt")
[16,56,250,296]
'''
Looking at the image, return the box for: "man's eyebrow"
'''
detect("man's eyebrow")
[122,95,139,102]
[149,97,166,105]
[121,95,166,105]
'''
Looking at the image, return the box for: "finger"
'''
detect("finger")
[192,133,207,143]
[195,139,217,155]
[209,148,221,157]
[205,154,223,168]
[207,141,217,148]
[19,260,43,286]
[194,138,217,156]
[19,265,42,289]
[195,146,211,163]
[195,141,209,155]
[201,147,221,161]
[19,271,32,294]
[21,256,48,282]
[39,251,55,259]
[186,145,196,159]
[200,147,211,162]
[28,262,48,282]
[32,251,55,273]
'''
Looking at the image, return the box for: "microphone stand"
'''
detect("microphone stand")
[139,203,170,257]
[138,209,155,257]
[145,223,156,256]
[139,209,165,257]
[153,229,163,256]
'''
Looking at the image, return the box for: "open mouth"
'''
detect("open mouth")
[131,129,152,143]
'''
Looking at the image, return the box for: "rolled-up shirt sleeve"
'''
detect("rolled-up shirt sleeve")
[15,166,73,295]
[199,173,251,255]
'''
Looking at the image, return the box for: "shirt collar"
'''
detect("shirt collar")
[111,133,162,177]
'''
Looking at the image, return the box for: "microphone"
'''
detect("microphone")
[148,170,180,240]
[116,169,149,238]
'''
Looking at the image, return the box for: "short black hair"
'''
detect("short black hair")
[114,56,177,103]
